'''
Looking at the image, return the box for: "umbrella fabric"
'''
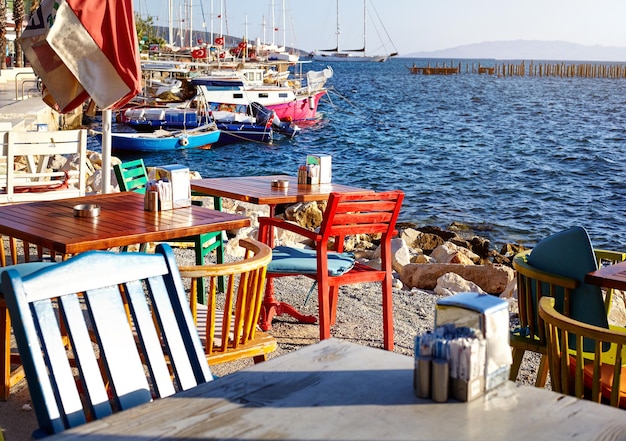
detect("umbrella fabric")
[19,0,141,113]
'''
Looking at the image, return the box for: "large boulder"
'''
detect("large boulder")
[400,262,514,294]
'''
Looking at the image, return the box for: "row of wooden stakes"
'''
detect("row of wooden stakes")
[407,61,626,78]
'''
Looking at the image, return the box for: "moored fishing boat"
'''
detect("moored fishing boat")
[190,65,333,123]
[95,124,221,152]
[123,78,302,144]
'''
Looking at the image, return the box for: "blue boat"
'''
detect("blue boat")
[98,124,221,152]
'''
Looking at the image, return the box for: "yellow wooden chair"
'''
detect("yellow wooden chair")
[539,296,626,408]
[178,238,277,365]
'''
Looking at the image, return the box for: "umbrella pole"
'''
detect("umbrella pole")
[101,108,112,194]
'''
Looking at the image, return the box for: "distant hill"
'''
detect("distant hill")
[404,40,626,62]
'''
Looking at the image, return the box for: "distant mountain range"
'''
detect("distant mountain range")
[404,40,626,62]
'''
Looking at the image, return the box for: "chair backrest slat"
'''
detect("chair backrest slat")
[2,244,212,436]
[57,292,114,421]
[114,158,149,194]
[322,191,404,241]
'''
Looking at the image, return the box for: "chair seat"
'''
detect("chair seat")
[267,246,355,276]
[570,356,626,408]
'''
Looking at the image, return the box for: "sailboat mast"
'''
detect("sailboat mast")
[188,0,193,48]
[281,0,286,48]
[271,0,275,46]
[362,0,366,53]
[335,0,340,52]
[168,0,173,46]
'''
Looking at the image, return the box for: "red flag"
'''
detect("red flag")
[214,37,224,45]
[19,0,141,113]
[191,48,207,59]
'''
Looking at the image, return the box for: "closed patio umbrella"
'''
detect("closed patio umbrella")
[18,0,141,193]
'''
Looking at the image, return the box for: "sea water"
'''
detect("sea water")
[90,57,626,250]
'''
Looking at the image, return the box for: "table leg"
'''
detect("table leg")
[259,278,317,331]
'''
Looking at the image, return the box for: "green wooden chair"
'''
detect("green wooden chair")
[113,159,225,301]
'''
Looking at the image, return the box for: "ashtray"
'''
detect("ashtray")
[73,204,101,218]
[271,179,289,189]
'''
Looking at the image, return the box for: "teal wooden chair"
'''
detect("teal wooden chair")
[113,158,225,301]
[510,226,626,387]
[1,244,213,437]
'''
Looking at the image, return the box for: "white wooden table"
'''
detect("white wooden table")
[47,338,626,441]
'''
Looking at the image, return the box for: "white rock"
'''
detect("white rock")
[433,272,486,296]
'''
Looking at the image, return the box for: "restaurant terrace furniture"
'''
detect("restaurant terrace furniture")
[178,238,277,365]
[0,191,249,401]
[257,190,404,351]
[190,175,372,327]
[1,244,213,437]
[510,226,626,387]
[114,159,226,300]
[0,129,87,203]
[40,338,626,441]
[0,261,56,401]
[539,296,626,408]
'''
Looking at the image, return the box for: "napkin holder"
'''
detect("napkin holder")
[436,292,512,392]
[306,154,332,184]
[154,164,191,208]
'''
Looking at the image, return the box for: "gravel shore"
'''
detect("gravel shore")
[0,246,540,440]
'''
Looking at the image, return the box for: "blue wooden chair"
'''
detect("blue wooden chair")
[114,158,225,301]
[0,261,56,401]
[1,244,213,436]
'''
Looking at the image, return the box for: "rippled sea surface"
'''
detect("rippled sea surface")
[93,58,626,250]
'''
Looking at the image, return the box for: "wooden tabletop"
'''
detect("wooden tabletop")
[586,260,626,291]
[0,192,250,255]
[46,339,626,441]
[190,175,371,206]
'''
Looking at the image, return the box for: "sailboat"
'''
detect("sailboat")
[312,0,398,62]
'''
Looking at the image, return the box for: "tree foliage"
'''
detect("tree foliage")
[135,14,165,50]
[0,1,6,70]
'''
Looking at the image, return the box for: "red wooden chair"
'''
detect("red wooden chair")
[257,190,404,351]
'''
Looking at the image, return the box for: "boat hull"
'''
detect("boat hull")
[214,122,272,145]
[100,128,221,152]
[312,53,388,62]
[265,89,326,122]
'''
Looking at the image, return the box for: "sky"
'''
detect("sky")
[132,0,626,56]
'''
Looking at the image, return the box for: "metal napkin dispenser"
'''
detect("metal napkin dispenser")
[435,292,512,391]
[154,164,191,208]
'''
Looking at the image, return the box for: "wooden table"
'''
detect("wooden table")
[0,191,249,255]
[190,174,370,217]
[45,338,626,441]
[586,260,626,291]
[191,175,372,329]
[0,191,250,400]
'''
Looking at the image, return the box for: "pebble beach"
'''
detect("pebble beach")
[0,244,541,441]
